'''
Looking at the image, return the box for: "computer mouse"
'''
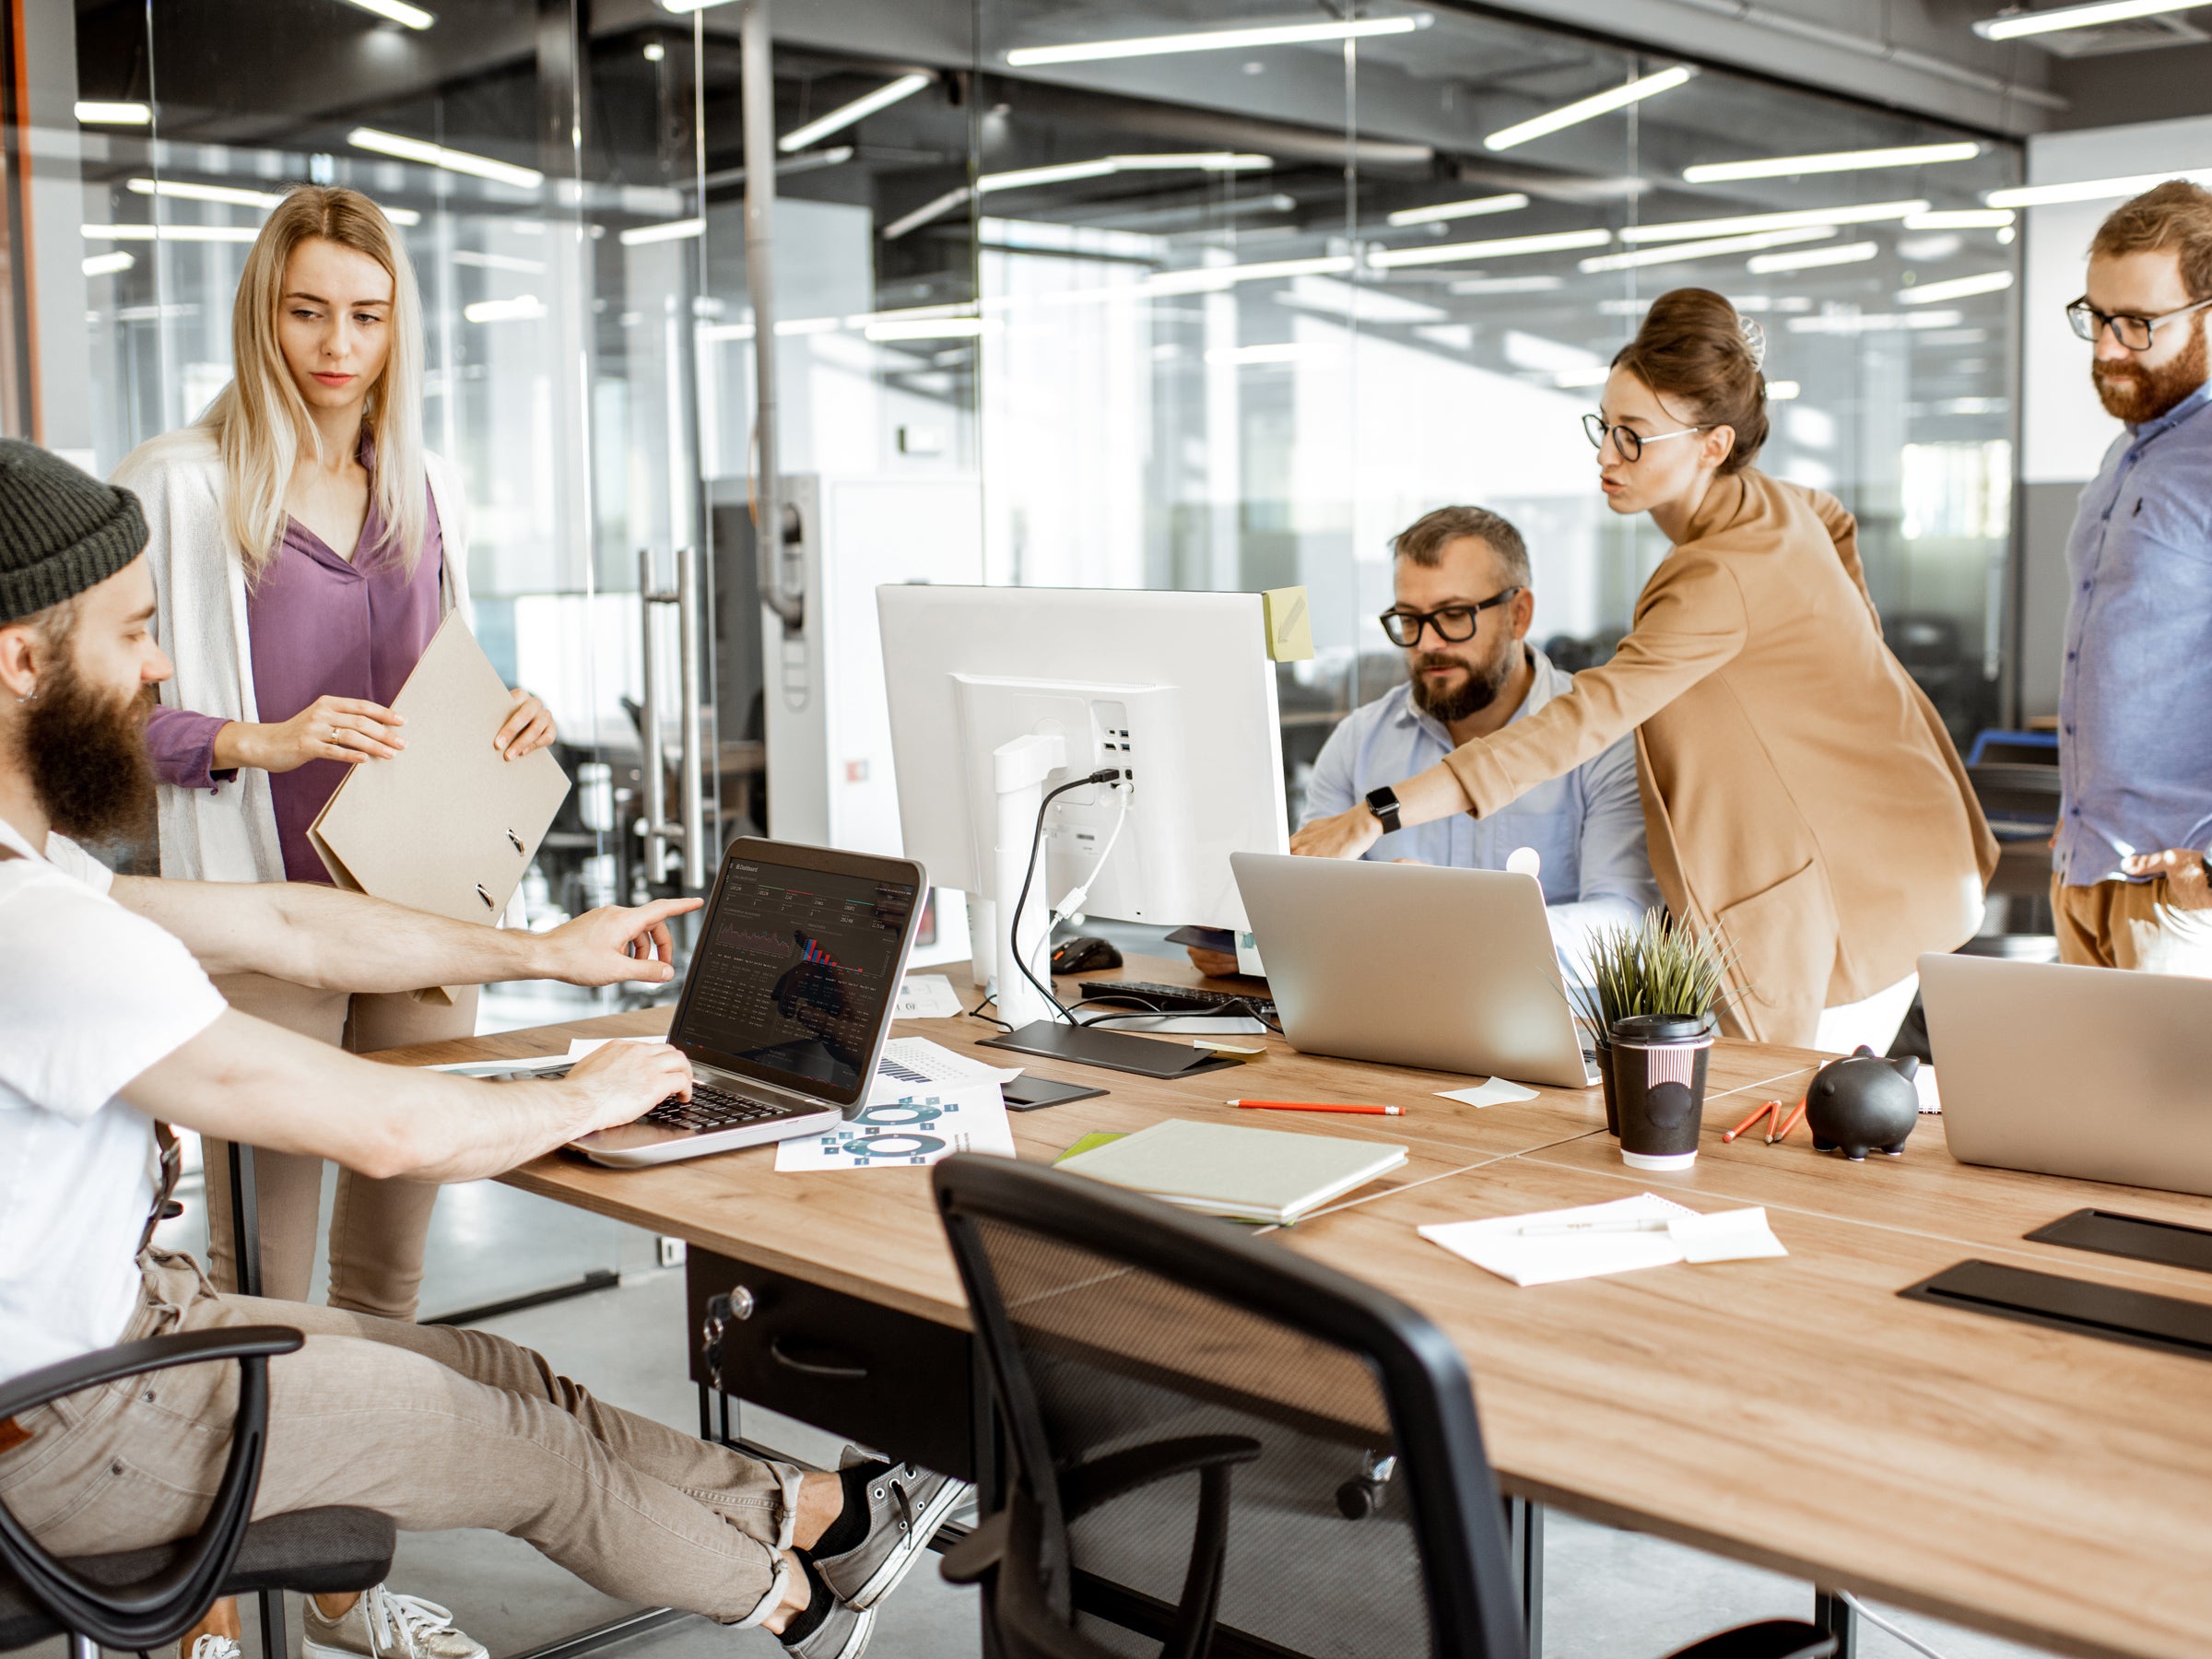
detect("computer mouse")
[1051,935,1123,975]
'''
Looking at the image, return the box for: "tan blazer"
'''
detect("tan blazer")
[1441,467,1997,1046]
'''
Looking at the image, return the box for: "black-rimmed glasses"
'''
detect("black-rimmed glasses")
[1379,589,1520,647]
[1583,410,1708,463]
[2066,294,2212,353]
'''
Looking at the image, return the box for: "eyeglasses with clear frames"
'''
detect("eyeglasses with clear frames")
[1583,410,1709,463]
[2065,294,2212,353]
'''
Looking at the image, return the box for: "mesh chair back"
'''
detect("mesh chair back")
[935,1155,1525,1659]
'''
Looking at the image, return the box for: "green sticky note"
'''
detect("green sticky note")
[1055,1131,1126,1166]
[1262,586,1313,662]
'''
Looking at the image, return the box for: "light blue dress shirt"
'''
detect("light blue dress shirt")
[2055,382,2212,885]
[1303,648,1661,974]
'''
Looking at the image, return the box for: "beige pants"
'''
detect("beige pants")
[2053,875,2212,976]
[0,1253,798,1626]
[202,975,481,1322]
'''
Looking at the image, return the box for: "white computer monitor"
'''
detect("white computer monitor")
[877,584,1289,1027]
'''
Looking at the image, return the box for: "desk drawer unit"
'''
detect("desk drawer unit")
[686,1252,977,1480]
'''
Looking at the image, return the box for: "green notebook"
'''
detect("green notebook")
[1054,1118,1408,1226]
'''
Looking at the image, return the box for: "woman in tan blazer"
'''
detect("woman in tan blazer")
[1294,289,1995,1049]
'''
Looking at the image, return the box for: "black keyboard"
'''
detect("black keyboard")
[644,1079,794,1134]
[1078,980,1277,1018]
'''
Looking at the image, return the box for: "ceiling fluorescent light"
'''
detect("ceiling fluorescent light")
[1145,254,1356,294]
[1986,170,2212,208]
[348,126,543,191]
[340,0,434,27]
[1905,209,2014,229]
[1006,16,1425,67]
[464,295,547,323]
[1371,227,1611,269]
[659,0,735,11]
[1767,380,1801,400]
[883,188,970,241]
[1114,152,1271,172]
[129,178,283,208]
[1683,142,1981,184]
[1621,199,1928,243]
[80,223,260,243]
[75,100,150,125]
[1787,308,1962,334]
[619,217,704,246]
[779,73,931,153]
[865,316,987,341]
[1446,274,1564,294]
[453,250,545,274]
[83,251,135,277]
[1747,240,1878,273]
[1386,193,1528,228]
[1579,227,1833,272]
[1485,66,1694,153]
[1205,342,1309,365]
[1898,269,2014,304]
[1975,0,2206,39]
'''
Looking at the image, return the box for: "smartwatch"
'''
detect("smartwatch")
[1364,784,1403,836]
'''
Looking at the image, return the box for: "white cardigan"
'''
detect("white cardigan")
[112,427,477,887]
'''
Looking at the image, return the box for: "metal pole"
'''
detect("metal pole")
[740,0,801,633]
[677,544,707,888]
[640,547,668,883]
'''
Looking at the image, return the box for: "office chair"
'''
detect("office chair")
[933,1155,1835,1659]
[0,1326,395,1659]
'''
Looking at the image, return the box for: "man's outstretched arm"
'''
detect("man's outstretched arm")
[122,1012,693,1184]
[111,877,700,993]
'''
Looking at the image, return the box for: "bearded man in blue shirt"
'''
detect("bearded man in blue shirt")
[2054,182,2212,972]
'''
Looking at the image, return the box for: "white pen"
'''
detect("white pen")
[1519,1218,1675,1237]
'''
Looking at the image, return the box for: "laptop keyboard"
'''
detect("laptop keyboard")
[644,1079,794,1134]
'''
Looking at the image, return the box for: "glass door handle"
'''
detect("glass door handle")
[638,547,704,888]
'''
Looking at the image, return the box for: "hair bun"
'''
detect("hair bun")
[1737,313,1767,371]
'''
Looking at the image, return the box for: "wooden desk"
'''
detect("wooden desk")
[377,959,2212,1659]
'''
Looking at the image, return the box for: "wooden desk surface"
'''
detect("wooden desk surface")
[374,957,2212,1659]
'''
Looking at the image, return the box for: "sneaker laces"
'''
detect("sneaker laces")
[364,1586,465,1659]
[189,1636,242,1659]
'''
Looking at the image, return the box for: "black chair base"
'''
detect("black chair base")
[0,1509,395,1653]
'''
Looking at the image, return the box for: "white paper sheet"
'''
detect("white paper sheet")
[775,1079,1016,1171]
[1418,1194,1786,1287]
[1436,1077,1539,1109]
[873,1035,1021,1101]
[895,974,966,1020]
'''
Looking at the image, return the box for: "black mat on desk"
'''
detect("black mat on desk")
[1900,1259,2212,1362]
[981,1019,1241,1081]
[2025,1207,2212,1275]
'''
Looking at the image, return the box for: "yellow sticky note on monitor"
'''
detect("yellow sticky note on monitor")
[1262,586,1313,662]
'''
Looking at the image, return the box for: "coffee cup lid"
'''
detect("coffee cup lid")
[1609,1012,1712,1045]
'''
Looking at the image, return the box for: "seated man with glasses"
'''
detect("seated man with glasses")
[1193,504,1658,983]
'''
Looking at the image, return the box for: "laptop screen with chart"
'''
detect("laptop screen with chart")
[669,841,922,1108]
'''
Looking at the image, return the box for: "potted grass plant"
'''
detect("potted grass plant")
[1569,909,1732,1135]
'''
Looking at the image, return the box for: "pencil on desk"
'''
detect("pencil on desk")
[1228,1099,1404,1116]
[1771,1099,1807,1143]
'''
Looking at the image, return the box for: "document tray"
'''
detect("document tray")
[1900,1259,2212,1363]
[2023,1208,2212,1276]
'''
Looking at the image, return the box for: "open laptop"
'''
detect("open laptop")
[569,838,928,1168]
[1919,950,2212,1197]
[1230,853,1594,1089]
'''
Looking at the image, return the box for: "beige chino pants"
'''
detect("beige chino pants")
[2052,875,2212,977]
[202,975,480,1322]
[0,1253,799,1626]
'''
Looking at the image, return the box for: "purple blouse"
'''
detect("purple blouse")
[147,480,444,884]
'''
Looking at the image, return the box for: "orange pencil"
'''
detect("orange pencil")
[1771,1099,1807,1143]
[1724,1100,1782,1143]
[1228,1099,1405,1117]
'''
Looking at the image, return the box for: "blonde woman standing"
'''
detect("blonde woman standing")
[119,188,553,1329]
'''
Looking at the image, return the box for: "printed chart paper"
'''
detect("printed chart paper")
[776,1078,1017,1172]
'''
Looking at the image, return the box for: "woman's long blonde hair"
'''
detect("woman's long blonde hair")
[200,186,427,581]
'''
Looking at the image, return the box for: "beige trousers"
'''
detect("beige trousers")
[202,975,481,1322]
[0,1253,798,1626]
[2053,875,2212,976]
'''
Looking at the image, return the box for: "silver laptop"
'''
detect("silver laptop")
[1920,950,2212,1197]
[1230,853,1594,1089]
[569,838,928,1168]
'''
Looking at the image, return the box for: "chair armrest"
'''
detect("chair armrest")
[0,1327,303,1421]
[1664,1619,1839,1659]
[1060,1435,1262,1524]
[937,1512,1006,1585]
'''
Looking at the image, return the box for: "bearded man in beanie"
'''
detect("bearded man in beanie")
[0,442,962,1659]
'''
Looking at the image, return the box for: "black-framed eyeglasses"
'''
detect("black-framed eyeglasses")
[2066,294,2212,353]
[1582,410,1708,464]
[1379,589,1520,647]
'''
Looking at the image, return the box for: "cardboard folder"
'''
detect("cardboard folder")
[307,612,571,947]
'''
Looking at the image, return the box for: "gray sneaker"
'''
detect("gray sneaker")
[808,1452,972,1611]
[301,1587,488,1659]
[777,1576,876,1658]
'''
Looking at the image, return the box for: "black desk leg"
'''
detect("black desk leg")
[1813,1590,1856,1658]
[229,1141,263,1300]
[1506,1497,1544,1653]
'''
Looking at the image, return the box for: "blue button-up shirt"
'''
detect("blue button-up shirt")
[2056,382,2212,886]
[1304,648,1661,974]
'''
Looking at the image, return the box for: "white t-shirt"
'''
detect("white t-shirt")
[0,817,226,1384]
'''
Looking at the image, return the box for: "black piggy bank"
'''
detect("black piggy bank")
[1804,1047,1920,1161]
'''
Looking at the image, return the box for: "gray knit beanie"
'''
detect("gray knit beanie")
[0,440,147,624]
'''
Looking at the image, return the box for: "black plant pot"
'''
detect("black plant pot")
[1594,1041,1619,1136]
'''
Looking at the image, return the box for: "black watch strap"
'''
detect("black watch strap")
[1365,784,1402,835]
